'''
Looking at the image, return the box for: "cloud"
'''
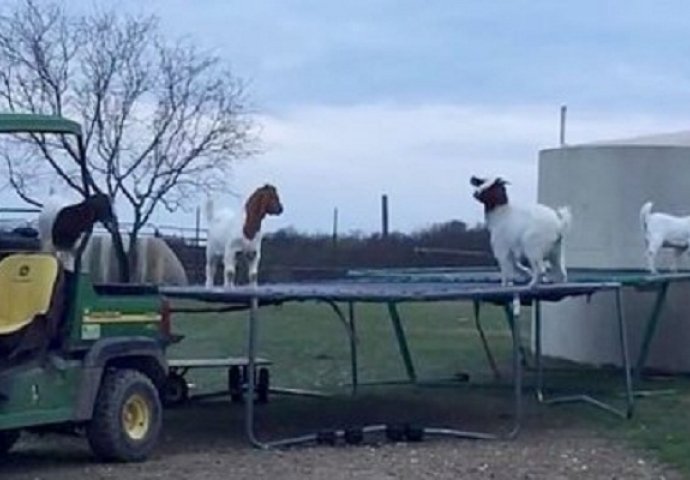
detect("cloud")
[201,102,690,234]
[5,100,689,236]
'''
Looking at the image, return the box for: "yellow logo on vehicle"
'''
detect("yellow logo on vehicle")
[83,310,159,324]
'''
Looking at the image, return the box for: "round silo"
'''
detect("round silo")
[538,132,690,372]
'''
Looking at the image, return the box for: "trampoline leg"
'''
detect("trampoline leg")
[244,297,321,449]
[503,303,530,368]
[616,288,635,418]
[323,300,358,394]
[245,297,266,449]
[473,300,501,379]
[419,296,524,441]
[534,301,544,402]
[242,297,525,448]
[387,302,417,383]
[536,288,634,419]
[505,295,523,438]
[348,302,359,395]
[635,282,669,380]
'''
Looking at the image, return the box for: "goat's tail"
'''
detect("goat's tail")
[640,201,653,234]
[204,197,214,223]
[556,206,572,234]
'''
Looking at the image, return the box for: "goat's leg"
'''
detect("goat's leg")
[205,256,217,288]
[527,258,544,288]
[549,242,568,283]
[646,250,658,274]
[497,256,515,286]
[672,247,687,273]
[247,249,261,286]
[223,249,237,288]
[646,237,662,274]
[512,256,532,280]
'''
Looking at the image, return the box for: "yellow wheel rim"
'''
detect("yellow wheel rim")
[122,394,151,441]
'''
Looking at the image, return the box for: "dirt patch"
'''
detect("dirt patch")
[0,394,683,480]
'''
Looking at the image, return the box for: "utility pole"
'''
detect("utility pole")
[381,194,389,238]
[332,207,339,264]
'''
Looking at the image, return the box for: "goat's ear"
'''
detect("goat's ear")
[470,176,484,187]
[497,177,510,186]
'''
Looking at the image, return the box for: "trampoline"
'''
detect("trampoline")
[348,267,690,380]
[162,279,624,449]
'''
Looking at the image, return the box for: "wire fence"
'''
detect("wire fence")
[0,208,209,247]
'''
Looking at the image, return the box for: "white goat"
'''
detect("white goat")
[470,176,571,287]
[205,184,283,288]
[640,201,690,273]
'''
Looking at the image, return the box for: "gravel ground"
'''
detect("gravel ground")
[0,394,683,480]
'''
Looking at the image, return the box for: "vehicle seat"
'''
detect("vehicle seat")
[0,254,64,360]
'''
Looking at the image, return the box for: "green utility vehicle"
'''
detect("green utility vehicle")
[0,114,170,462]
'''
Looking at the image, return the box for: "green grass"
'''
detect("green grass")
[586,377,690,474]
[168,301,690,476]
[169,301,520,390]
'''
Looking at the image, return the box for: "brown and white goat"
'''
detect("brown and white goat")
[470,176,571,286]
[205,184,284,288]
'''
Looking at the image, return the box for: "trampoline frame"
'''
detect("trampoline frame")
[163,280,622,449]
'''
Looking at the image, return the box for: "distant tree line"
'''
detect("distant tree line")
[171,220,493,284]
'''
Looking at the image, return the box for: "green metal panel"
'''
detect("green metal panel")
[0,113,82,137]
[0,362,83,429]
[66,274,164,348]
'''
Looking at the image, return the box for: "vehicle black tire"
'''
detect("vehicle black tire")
[0,429,19,455]
[86,369,162,462]
[228,366,243,403]
[256,367,270,404]
[162,373,189,407]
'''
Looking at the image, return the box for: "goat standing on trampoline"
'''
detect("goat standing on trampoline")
[470,176,571,287]
[205,184,283,288]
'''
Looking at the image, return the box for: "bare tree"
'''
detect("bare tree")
[0,0,255,281]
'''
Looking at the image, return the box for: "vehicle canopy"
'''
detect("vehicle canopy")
[0,113,90,193]
[0,113,82,137]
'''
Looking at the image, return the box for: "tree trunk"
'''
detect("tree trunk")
[127,230,139,284]
[108,221,130,283]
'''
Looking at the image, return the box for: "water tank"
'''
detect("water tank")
[538,132,690,372]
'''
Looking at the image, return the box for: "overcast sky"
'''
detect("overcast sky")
[8,1,690,234]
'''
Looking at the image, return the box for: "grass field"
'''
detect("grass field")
[168,300,690,475]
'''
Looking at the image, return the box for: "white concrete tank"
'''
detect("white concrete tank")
[538,132,690,372]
